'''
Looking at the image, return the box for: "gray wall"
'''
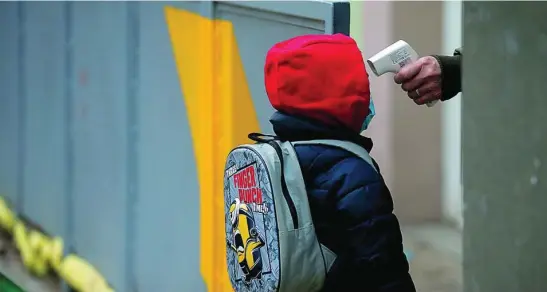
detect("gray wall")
[392,1,443,222]
[463,2,547,291]
[0,2,204,291]
[360,1,443,223]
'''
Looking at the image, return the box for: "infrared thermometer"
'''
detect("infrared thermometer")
[366,40,438,107]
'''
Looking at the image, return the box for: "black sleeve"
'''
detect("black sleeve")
[431,47,462,101]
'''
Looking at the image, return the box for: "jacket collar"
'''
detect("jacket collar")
[269,111,373,152]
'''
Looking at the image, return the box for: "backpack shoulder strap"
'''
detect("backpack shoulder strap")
[292,140,377,173]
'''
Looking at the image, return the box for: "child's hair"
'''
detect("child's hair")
[264,34,371,132]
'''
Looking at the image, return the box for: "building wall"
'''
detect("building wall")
[0,1,346,291]
[355,1,444,223]
[462,2,547,290]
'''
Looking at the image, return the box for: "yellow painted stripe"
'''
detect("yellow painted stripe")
[165,7,261,292]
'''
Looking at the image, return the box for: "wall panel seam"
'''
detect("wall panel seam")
[16,2,26,214]
[125,2,140,290]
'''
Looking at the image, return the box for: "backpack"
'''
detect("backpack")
[224,133,378,292]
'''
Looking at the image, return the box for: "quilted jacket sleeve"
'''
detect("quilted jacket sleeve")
[298,145,416,292]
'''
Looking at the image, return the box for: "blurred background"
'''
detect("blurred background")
[354,1,462,291]
[0,1,464,292]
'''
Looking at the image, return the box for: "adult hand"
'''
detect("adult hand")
[393,56,442,105]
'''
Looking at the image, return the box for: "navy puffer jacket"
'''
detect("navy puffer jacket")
[271,111,415,292]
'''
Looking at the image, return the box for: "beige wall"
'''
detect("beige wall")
[355,1,443,223]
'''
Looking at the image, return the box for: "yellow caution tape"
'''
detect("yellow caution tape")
[0,197,114,292]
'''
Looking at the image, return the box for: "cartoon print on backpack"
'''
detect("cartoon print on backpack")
[225,153,280,291]
[227,198,265,282]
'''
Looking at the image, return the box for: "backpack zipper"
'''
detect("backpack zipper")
[266,141,299,229]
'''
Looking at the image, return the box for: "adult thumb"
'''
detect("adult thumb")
[394,61,422,84]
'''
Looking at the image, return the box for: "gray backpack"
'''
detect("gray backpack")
[224,133,377,292]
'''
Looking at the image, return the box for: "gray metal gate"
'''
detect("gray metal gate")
[0,1,350,291]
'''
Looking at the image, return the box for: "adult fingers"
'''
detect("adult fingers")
[414,93,437,105]
[410,79,442,98]
[400,69,429,92]
[407,79,442,101]
[414,86,442,105]
[401,57,442,91]
[394,61,422,84]
[407,89,420,100]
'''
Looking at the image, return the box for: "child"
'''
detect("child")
[264,34,416,291]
